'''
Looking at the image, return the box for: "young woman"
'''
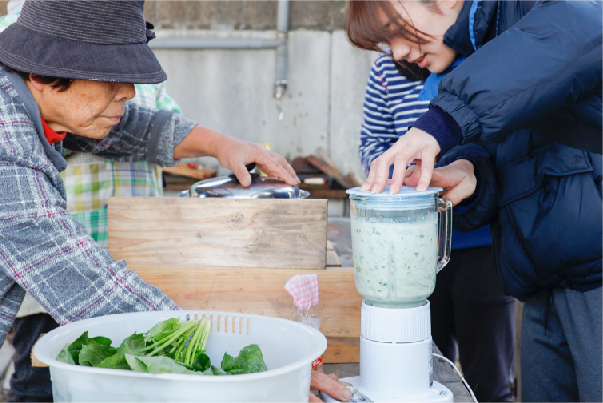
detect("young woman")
[347,1,601,402]
[359,54,514,402]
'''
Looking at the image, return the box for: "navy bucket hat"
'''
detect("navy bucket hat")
[0,0,166,84]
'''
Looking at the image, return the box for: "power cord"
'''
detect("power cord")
[433,353,478,403]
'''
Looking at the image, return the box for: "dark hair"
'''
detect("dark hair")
[0,62,73,92]
[394,60,431,81]
[345,0,439,54]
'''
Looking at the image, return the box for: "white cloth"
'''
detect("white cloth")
[15,293,47,318]
[7,0,24,15]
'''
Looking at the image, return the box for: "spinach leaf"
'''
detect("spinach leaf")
[99,353,130,370]
[221,344,267,375]
[66,331,89,364]
[191,350,211,372]
[56,344,76,365]
[117,333,146,356]
[125,354,197,375]
[145,318,180,342]
[79,340,118,367]
[124,353,149,373]
[56,331,114,365]
[89,336,113,347]
[204,365,229,375]
[98,334,146,370]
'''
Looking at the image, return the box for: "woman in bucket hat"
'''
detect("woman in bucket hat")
[0,2,351,400]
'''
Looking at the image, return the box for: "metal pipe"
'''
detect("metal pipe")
[149,37,284,50]
[274,0,290,120]
[275,0,289,83]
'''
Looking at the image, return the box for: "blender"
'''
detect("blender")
[324,186,454,402]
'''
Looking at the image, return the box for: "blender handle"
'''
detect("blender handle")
[437,198,453,272]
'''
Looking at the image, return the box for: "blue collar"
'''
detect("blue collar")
[418,57,466,101]
[418,0,499,102]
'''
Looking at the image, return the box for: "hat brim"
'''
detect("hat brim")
[0,24,167,84]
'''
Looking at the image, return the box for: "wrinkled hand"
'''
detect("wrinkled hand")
[214,137,299,187]
[362,128,440,194]
[309,371,352,402]
[174,126,299,187]
[405,159,477,206]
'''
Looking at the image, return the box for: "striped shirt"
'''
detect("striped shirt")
[359,54,429,174]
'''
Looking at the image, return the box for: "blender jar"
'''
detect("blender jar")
[347,186,452,308]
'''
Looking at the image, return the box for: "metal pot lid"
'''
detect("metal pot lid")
[180,164,309,199]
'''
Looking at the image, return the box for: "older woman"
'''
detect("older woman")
[0,2,350,401]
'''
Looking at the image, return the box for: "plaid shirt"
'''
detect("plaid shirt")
[16,84,183,318]
[0,67,196,344]
[60,84,182,247]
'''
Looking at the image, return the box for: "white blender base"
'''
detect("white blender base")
[320,376,454,403]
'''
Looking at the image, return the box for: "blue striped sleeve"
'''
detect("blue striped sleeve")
[359,56,430,175]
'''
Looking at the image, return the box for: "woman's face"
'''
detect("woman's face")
[383,0,461,73]
[32,79,135,139]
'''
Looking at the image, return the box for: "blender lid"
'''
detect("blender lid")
[346,185,442,198]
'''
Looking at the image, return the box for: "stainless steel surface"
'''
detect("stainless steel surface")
[183,174,309,199]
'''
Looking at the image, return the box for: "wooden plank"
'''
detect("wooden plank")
[326,240,342,267]
[326,251,341,267]
[305,155,356,189]
[322,338,359,365]
[130,266,362,363]
[31,334,47,368]
[302,189,349,199]
[316,147,362,187]
[163,175,199,193]
[108,198,328,269]
[162,163,217,180]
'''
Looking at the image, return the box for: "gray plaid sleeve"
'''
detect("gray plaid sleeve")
[0,162,180,335]
[62,102,197,166]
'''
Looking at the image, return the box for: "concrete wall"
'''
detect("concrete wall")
[152,29,377,181]
[148,1,378,180]
[144,1,347,31]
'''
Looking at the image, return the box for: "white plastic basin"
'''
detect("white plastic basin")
[33,310,327,402]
